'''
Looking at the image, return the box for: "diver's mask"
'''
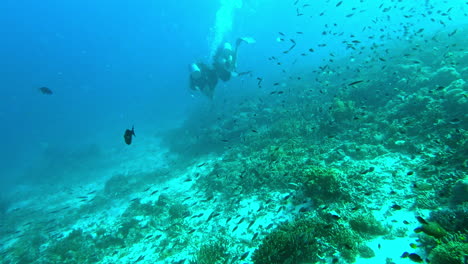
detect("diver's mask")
[190,63,202,79]
[223,43,233,56]
[223,42,232,51]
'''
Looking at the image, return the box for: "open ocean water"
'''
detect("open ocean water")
[0,0,467,263]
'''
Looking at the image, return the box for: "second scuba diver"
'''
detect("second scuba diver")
[189,37,255,98]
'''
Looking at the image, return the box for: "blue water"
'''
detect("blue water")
[0,0,216,187]
[1,0,465,188]
[0,0,467,263]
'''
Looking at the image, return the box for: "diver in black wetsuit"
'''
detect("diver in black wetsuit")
[189,37,254,98]
[213,37,254,82]
[189,62,218,99]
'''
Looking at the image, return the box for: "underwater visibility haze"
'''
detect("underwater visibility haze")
[0,0,467,263]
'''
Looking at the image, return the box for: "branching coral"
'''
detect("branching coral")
[430,241,468,264]
[252,217,362,264]
[191,239,231,264]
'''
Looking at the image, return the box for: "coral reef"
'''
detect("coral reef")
[252,216,362,264]
[349,213,388,238]
[430,241,468,264]
[191,240,231,264]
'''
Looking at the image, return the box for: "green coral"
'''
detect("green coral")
[169,203,190,220]
[349,213,388,238]
[191,240,231,264]
[252,217,361,264]
[104,174,132,198]
[330,98,357,122]
[45,229,99,263]
[8,233,46,264]
[357,245,375,258]
[117,218,144,244]
[122,199,163,218]
[299,165,349,203]
[430,241,468,264]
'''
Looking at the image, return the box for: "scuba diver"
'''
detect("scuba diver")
[189,62,218,99]
[189,37,255,98]
[213,37,255,82]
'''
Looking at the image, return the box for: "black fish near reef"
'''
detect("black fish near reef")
[38,87,53,95]
[123,126,135,145]
[348,80,364,86]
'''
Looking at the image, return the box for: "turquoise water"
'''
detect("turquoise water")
[0,0,467,263]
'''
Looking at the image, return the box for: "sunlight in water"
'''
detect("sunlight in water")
[210,0,243,58]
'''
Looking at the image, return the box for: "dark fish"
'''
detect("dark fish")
[202,195,214,202]
[330,214,340,220]
[348,80,364,86]
[415,216,428,225]
[206,211,220,222]
[124,126,135,145]
[449,118,461,124]
[134,255,145,263]
[391,204,402,210]
[252,232,259,241]
[448,29,457,36]
[240,252,249,261]
[296,8,303,16]
[408,253,423,262]
[197,162,206,167]
[257,77,263,87]
[336,1,343,7]
[247,219,256,229]
[38,87,53,95]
